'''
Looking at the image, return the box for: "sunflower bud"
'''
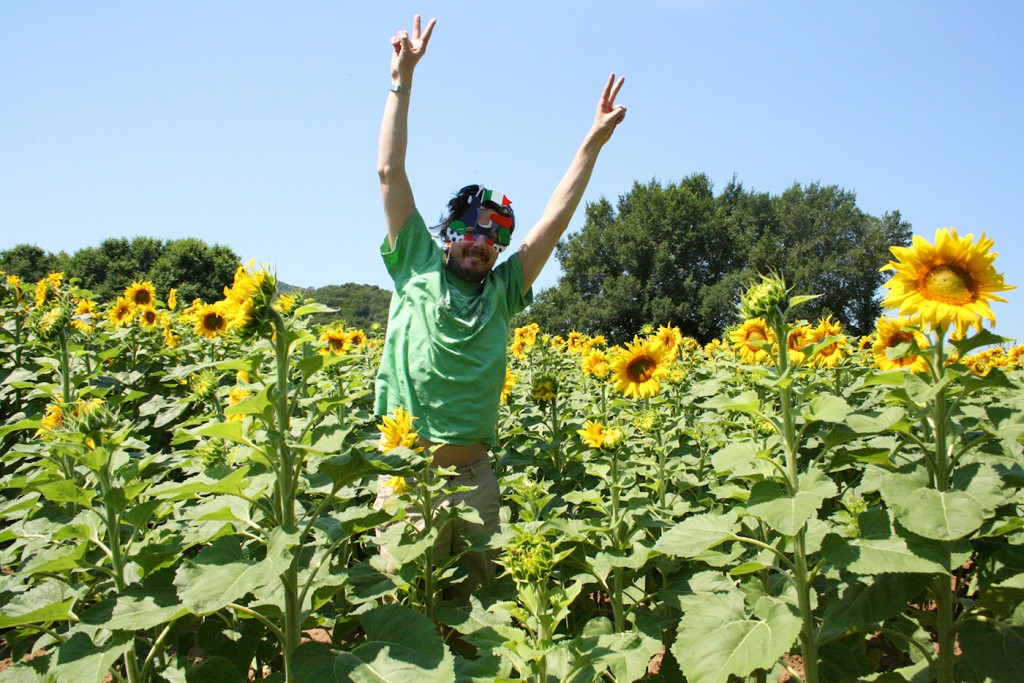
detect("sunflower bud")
[504,531,554,584]
[739,272,789,325]
[531,374,558,406]
[33,305,69,341]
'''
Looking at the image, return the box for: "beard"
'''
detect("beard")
[446,244,495,284]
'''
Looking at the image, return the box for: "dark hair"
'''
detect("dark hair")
[437,184,515,243]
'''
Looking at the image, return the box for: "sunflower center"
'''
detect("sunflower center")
[203,312,225,330]
[746,329,767,345]
[920,264,975,304]
[626,355,657,383]
[329,338,344,351]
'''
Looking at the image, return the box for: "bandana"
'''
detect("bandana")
[448,188,514,253]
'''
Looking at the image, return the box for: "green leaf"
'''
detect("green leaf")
[875,468,994,541]
[149,465,252,501]
[672,593,802,683]
[81,572,187,631]
[197,420,251,445]
[174,530,294,615]
[958,618,1024,682]
[654,511,739,558]
[744,467,837,536]
[820,531,949,575]
[291,605,455,683]
[34,480,94,507]
[804,395,850,424]
[950,329,1011,357]
[843,406,908,434]
[185,656,245,683]
[0,579,76,628]
[701,390,762,415]
[51,631,132,683]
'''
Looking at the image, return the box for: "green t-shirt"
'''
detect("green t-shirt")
[374,211,533,447]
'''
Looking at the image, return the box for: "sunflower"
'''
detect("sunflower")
[34,278,50,308]
[378,407,420,452]
[566,331,587,355]
[582,348,612,381]
[166,288,178,311]
[786,324,813,365]
[222,260,277,338]
[872,316,930,373]
[500,368,517,404]
[193,302,229,339]
[729,318,776,365]
[125,281,156,308]
[510,337,531,360]
[655,324,683,361]
[384,476,411,496]
[137,305,160,328]
[611,336,670,399]
[550,335,566,351]
[226,388,251,422]
[319,325,350,355]
[577,420,623,450]
[807,316,848,368]
[532,375,558,406]
[577,420,608,449]
[880,227,1015,336]
[36,402,64,436]
[108,297,136,327]
[347,329,368,348]
[273,293,295,313]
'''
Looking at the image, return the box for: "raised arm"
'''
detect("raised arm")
[378,14,436,248]
[517,74,627,293]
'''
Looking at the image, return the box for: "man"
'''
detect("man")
[374,14,626,597]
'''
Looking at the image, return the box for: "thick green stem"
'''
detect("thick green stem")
[774,318,819,683]
[270,312,300,683]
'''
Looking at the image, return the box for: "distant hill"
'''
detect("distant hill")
[282,281,392,330]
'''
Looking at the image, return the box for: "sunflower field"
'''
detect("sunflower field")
[1,228,1023,683]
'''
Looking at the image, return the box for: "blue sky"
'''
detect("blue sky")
[3,1,1022,342]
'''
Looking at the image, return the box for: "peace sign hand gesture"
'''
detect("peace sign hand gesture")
[591,73,627,145]
[391,14,436,85]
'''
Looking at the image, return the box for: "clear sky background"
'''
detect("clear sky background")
[3,2,1022,343]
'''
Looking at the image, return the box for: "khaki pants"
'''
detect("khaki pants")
[374,458,501,601]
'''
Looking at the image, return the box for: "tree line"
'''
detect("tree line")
[4,174,910,341]
[517,175,911,343]
[0,238,393,331]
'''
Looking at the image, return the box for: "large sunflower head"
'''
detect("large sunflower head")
[611,336,670,400]
[729,318,777,365]
[125,281,156,308]
[786,324,813,365]
[582,348,612,381]
[137,305,160,328]
[378,407,421,452]
[872,316,930,373]
[880,227,1015,336]
[319,325,350,355]
[223,260,277,338]
[807,316,849,368]
[108,297,136,327]
[193,302,229,339]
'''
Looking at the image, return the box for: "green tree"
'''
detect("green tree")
[67,236,165,301]
[521,175,911,343]
[304,283,392,329]
[149,238,241,303]
[0,244,68,283]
